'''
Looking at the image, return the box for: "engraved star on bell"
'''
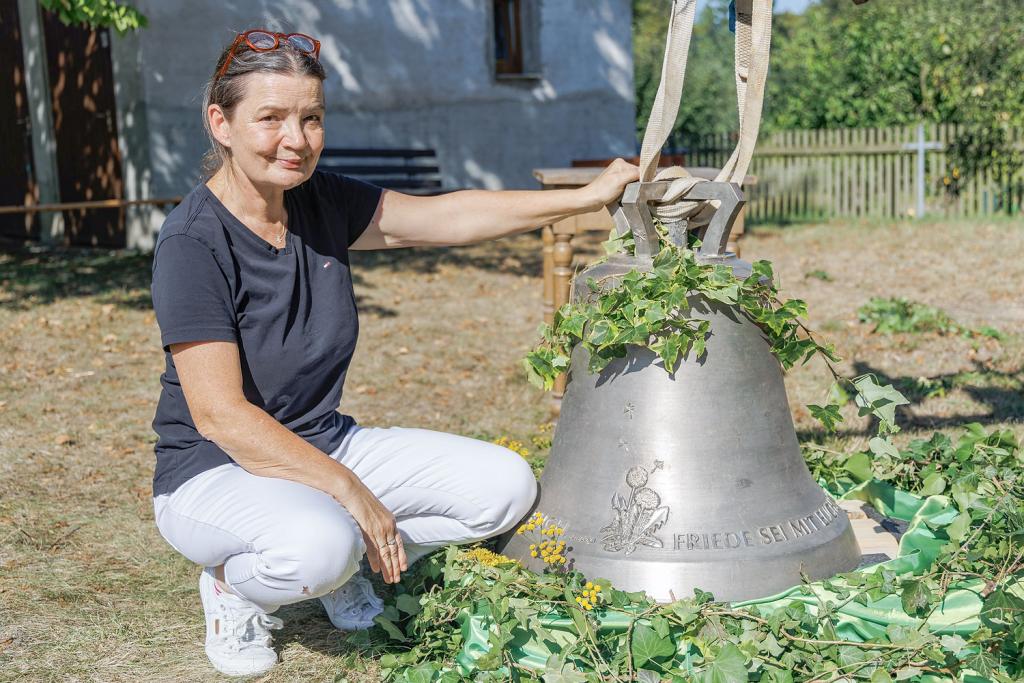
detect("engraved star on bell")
[501,181,861,602]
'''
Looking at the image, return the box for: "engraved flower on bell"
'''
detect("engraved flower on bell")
[625,466,649,489]
[633,487,661,510]
[601,463,671,555]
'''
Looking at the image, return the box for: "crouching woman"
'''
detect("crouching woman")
[149,28,638,676]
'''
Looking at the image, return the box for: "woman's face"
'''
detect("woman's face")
[209,72,325,190]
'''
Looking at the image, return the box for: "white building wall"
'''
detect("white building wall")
[112,0,636,249]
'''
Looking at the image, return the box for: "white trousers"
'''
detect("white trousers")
[152,425,537,612]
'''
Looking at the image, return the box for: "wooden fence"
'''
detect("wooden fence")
[679,123,1024,223]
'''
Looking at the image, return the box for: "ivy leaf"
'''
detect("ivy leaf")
[843,451,873,482]
[657,335,682,372]
[644,302,668,324]
[899,579,931,616]
[400,663,439,683]
[869,669,893,683]
[396,593,422,616]
[751,260,774,281]
[631,623,676,668]
[853,375,910,433]
[945,512,971,541]
[980,589,1024,630]
[700,642,748,683]
[808,403,844,433]
[374,615,408,642]
[939,634,968,656]
[919,472,947,496]
[587,319,619,346]
[827,381,850,406]
[541,666,589,683]
[868,436,900,459]
[961,649,999,677]
[636,670,662,683]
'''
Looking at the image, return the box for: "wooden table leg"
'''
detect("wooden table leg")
[542,225,554,327]
[552,232,574,400]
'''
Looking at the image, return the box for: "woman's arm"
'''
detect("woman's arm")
[170,340,408,583]
[350,158,639,250]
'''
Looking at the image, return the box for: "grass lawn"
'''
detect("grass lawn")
[1,217,1021,681]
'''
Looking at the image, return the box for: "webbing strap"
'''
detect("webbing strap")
[637,0,774,190]
[715,0,773,185]
[637,0,698,183]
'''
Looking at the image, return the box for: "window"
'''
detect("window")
[493,0,539,78]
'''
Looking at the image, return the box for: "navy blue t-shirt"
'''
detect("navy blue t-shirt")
[150,171,382,496]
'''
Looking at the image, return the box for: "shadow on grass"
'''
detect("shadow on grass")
[851,361,1024,430]
[349,235,542,279]
[0,234,544,313]
[797,360,1024,442]
[0,247,154,310]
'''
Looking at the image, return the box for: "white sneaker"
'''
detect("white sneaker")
[199,568,283,677]
[319,572,384,630]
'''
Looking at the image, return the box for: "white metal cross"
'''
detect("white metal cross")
[902,123,944,219]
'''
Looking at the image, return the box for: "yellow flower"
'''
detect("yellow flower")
[580,600,592,610]
[491,436,530,458]
[530,551,538,558]
[593,585,601,592]
[460,546,519,567]
[585,581,593,590]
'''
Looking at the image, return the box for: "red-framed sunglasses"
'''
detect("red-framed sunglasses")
[216,29,321,79]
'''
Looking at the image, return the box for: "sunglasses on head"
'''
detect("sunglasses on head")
[217,29,321,79]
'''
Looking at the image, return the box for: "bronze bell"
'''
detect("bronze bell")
[502,181,861,602]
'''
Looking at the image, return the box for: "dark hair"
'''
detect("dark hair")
[201,35,327,177]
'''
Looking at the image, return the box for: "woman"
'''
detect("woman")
[150,28,639,676]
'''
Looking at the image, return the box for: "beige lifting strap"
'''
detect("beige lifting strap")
[636,0,773,223]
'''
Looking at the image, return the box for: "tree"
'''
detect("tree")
[634,0,1024,180]
[633,0,739,147]
[765,0,1024,182]
[40,0,147,34]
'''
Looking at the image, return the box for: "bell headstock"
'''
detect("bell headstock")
[607,181,746,261]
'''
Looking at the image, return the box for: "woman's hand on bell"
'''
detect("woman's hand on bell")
[580,158,640,210]
[345,487,408,584]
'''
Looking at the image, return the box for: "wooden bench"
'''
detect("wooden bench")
[316,148,444,195]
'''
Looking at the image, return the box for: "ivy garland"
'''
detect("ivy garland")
[521,235,907,441]
[335,233,1022,681]
[347,425,1023,683]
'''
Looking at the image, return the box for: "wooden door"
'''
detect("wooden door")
[0,0,39,241]
[43,9,125,247]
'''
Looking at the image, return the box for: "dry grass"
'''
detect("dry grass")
[0,217,1021,681]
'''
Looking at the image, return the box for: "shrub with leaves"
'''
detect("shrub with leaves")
[857,297,1003,340]
[40,0,147,34]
